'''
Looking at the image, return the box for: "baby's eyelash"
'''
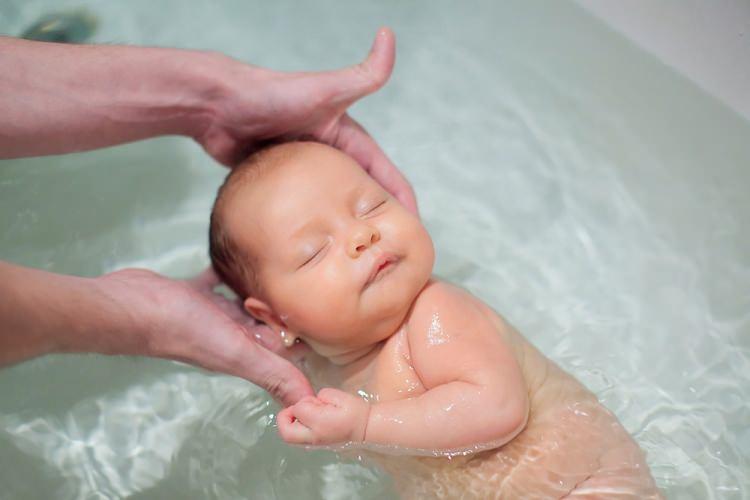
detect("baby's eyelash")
[364,199,387,214]
[300,244,325,268]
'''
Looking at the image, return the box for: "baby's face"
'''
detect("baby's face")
[226,143,434,359]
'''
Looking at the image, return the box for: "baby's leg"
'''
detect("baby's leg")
[499,399,662,499]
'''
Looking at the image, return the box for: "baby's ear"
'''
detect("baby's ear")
[244,296,284,331]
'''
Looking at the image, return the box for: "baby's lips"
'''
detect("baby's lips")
[363,252,399,287]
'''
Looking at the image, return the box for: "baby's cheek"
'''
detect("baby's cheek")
[291,273,356,331]
[401,222,435,278]
[418,228,436,269]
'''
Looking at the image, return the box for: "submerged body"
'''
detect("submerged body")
[208,141,661,498]
[312,280,662,499]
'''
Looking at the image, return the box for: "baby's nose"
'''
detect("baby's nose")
[348,224,380,258]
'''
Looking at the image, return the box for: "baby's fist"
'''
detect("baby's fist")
[277,388,370,446]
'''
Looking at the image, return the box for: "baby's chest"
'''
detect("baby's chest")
[360,329,427,403]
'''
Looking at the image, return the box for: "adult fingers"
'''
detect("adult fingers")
[248,323,310,362]
[314,27,395,106]
[292,398,328,426]
[209,295,256,327]
[187,266,221,291]
[200,125,242,167]
[231,340,315,406]
[335,114,419,215]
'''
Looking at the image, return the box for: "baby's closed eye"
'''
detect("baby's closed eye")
[357,197,388,217]
[298,239,330,268]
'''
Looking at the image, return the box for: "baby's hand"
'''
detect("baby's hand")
[277,388,370,446]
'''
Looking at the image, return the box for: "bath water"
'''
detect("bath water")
[1,1,748,498]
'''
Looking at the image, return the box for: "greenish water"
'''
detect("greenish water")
[1,1,749,498]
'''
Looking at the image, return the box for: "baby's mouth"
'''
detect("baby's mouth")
[365,254,399,287]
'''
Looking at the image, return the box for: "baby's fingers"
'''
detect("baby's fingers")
[291,397,329,425]
[277,407,315,444]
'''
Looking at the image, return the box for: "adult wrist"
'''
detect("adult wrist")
[81,272,153,357]
[105,46,227,141]
[55,42,234,144]
[44,273,140,357]
[0,262,144,365]
[170,49,266,143]
[150,48,231,140]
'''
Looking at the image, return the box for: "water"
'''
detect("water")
[1,1,749,498]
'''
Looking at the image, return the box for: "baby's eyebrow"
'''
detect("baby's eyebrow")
[348,183,370,206]
[287,219,319,241]
[281,182,378,243]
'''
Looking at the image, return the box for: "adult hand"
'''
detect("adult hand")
[0,260,313,406]
[196,28,417,214]
[0,30,411,405]
[0,29,416,213]
[95,267,313,406]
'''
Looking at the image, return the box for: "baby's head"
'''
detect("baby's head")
[209,142,434,363]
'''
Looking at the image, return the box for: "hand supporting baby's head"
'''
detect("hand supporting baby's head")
[209,142,434,363]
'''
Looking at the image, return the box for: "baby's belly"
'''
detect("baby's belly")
[365,399,662,500]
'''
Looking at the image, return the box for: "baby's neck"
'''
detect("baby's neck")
[308,279,434,385]
[322,288,427,367]
[303,339,385,393]
[326,343,384,366]
[314,322,415,398]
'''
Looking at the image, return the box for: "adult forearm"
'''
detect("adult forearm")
[0,261,140,366]
[0,36,221,158]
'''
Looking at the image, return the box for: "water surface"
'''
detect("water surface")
[1,1,749,498]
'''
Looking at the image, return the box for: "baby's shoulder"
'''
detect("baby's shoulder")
[404,279,525,390]
[406,279,505,353]
[409,279,477,316]
[408,279,498,335]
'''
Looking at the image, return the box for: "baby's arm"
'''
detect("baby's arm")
[278,283,529,453]
[363,283,528,452]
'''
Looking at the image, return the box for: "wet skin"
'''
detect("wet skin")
[215,142,662,498]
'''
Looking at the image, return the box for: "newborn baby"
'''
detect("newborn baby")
[209,142,662,499]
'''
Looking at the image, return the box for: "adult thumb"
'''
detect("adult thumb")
[235,342,315,407]
[319,27,396,105]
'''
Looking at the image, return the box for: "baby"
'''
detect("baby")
[209,142,662,499]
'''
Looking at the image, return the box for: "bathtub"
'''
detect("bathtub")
[1,1,748,498]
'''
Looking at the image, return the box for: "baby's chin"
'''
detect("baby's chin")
[297,260,434,365]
